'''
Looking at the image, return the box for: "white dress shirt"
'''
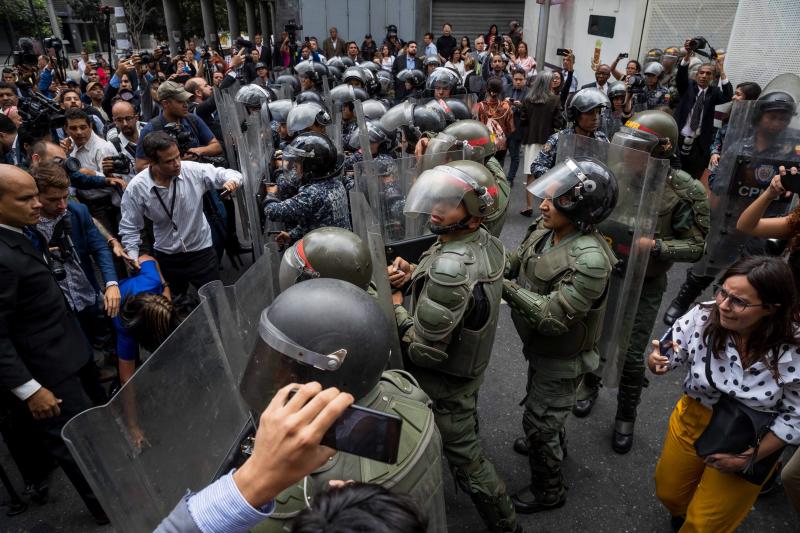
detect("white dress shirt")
[119,161,242,261]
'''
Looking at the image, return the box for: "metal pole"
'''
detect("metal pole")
[200,0,219,48]
[535,0,551,67]
[161,0,183,54]
[245,0,257,39]
[226,0,241,41]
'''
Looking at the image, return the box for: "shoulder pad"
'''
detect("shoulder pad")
[380,370,431,405]
[484,232,506,280]
[570,235,614,279]
[429,251,472,286]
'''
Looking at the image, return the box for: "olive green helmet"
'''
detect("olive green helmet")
[278,227,373,291]
[405,160,499,234]
[614,110,679,158]
[442,119,497,160]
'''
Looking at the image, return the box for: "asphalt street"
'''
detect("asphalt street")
[1,163,797,532]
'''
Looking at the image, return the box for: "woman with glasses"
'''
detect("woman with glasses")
[648,255,800,532]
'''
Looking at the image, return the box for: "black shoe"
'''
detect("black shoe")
[511,486,566,514]
[513,437,529,456]
[663,271,714,326]
[92,510,110,526]
[759,467,781,496]
[612,420,635,454]
[4,500,27,517]
[23,481,49,504]
[572,392,598,418]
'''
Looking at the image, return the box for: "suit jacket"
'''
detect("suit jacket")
[64,201,117,292]
[675,61,733,154]
[0,227,93,391]
[323,37,347,59]
[254,44,272,68]
[391,55,423,77]
[580,81,609,94]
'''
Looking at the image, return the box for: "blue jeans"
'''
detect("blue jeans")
[507,135,522,185]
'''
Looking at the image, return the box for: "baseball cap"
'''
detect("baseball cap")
[157,80,192,102]
[255,62,268,70]
[86,81,102,92]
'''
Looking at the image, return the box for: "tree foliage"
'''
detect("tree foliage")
[1,0,52,40]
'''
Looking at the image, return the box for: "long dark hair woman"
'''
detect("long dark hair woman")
[648,255,800,531]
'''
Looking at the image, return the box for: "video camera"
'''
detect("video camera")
[13,38,38,67]
[18,91,66,138]
[163,123,226,166]
[236,38,254,52]
[627,74,646,93]
[686,36,717,60]
[200,46,212,60]
[285,20,303,42]
[43,37,63,51]
[107,153,132,175]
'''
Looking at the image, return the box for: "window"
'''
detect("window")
[588,15,616,39]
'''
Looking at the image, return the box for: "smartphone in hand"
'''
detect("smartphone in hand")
[659,329,674,357]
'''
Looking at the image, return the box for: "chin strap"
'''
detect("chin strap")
[429,214,473,234]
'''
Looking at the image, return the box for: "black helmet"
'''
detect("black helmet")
[397,69,425,89]
[360,67,379,96]
[607,81,627,100]
[326,57,347,70]
[286,102,331,134]
[380,100,447,145]
[278,227,373,291]
[295,90,324,106]
[348,119,395,152]
[239,278,392,411]
[375,70,394,96]
[566,87,610,122]
[340,56,356,68]
[326,65,343,83]
[343,66,367,87]
[443,98,471,120]
[424,98,458,124]
[426,67,460,94]
[753,90,797,125]
[295,60,329,86]
[268,99,294,124]
[527,157,619,231]
[329,84,368,105]
[358,61,380,75]
[274,74,301,97]
[423,56,442,69]
[362,99,389,120]
[283,132,340,181]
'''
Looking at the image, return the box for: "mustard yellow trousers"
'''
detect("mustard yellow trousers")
[654,394,771,533]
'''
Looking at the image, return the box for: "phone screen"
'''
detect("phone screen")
[659,329,674,357]
[321,404,403,464]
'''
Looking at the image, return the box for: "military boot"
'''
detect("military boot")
[572,373,602,418]
[512,429,567,459]
[612,366,646,454]
[511,450,567,514]
[663,269,715,326]
[468,488,520,533]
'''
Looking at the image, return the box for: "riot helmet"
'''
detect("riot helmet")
[443,99,471,120]
[343,66,367,88]
[375,70,394,96]
[528,157,618,231]
[235,84,275,110]
[380,101,447,145]
[274,74,301,97]
[607,81,627,100]
[295,90,324,106]
[426,67,460,97]
[327,57,347,70]
[282,132,340,181]
[286,102,331,135]
[329,84,368,105]
[443,119,497,159]
[362,99,389,120]
[339,56,356,68]
[279,227,373,291]
[360,67,379,96]
[753,90,797,128]
[616,110,679,158]
[357,61,380,75]
[423,56,442,70]
[643,62,664,78]
[348,120,396,152]
[404,162,498,234]
[566,87,610,122]
[397,69,426,89]
[295,60,329,88]
[268,99,294,124]
[239,278,391,410]
[645,48,664,64]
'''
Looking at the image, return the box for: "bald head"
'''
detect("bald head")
[0,164,41,227]
[112,100,135,116]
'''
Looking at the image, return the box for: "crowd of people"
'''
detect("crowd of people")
[0,16,798,533]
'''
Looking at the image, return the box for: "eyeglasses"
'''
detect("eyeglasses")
[714,285,767,313]
[113,116,137,123]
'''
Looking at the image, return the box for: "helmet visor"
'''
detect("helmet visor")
[278,241,318,291]
[380,101,414,132]
[527,158,586,200]
[404,166,473,217]
[612,126,659,153]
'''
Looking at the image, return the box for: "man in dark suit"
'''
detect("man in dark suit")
[0,113,22,165]
[675,40,732,178]
[581,64,611,95]
[0,165,108,524]
[323,27,347,59]
[391,41,423,101]
[253,33,272,68]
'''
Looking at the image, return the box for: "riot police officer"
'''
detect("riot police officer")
[240,278,447,532]
[267,99,293,149]
[531,88,610,179]
[389,162,520,532]
[422,119,510,237]
[396,69,426,102]
[294,60,329,93]
[426,66,461,99]
[576,111,710,451]
[264,132,350,245]
[286,102,331,136]
[503,158,617,513]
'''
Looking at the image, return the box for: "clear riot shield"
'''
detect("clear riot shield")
[354,150,464,264]
[238,104,274,257]
[556,135,669,386]
[61,251,280,532]
[353,99,371,162]
[349,191,404,370]
[697,76,800,276]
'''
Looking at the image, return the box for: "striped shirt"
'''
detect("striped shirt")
[119,161,242,261]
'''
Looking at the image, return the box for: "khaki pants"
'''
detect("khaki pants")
[655,395,773,533]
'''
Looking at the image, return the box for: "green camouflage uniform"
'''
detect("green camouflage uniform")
[395,227,519,532]
[484,156,510,237]
[503,218,615,502]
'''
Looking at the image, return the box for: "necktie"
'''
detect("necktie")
[689,89,705,132]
